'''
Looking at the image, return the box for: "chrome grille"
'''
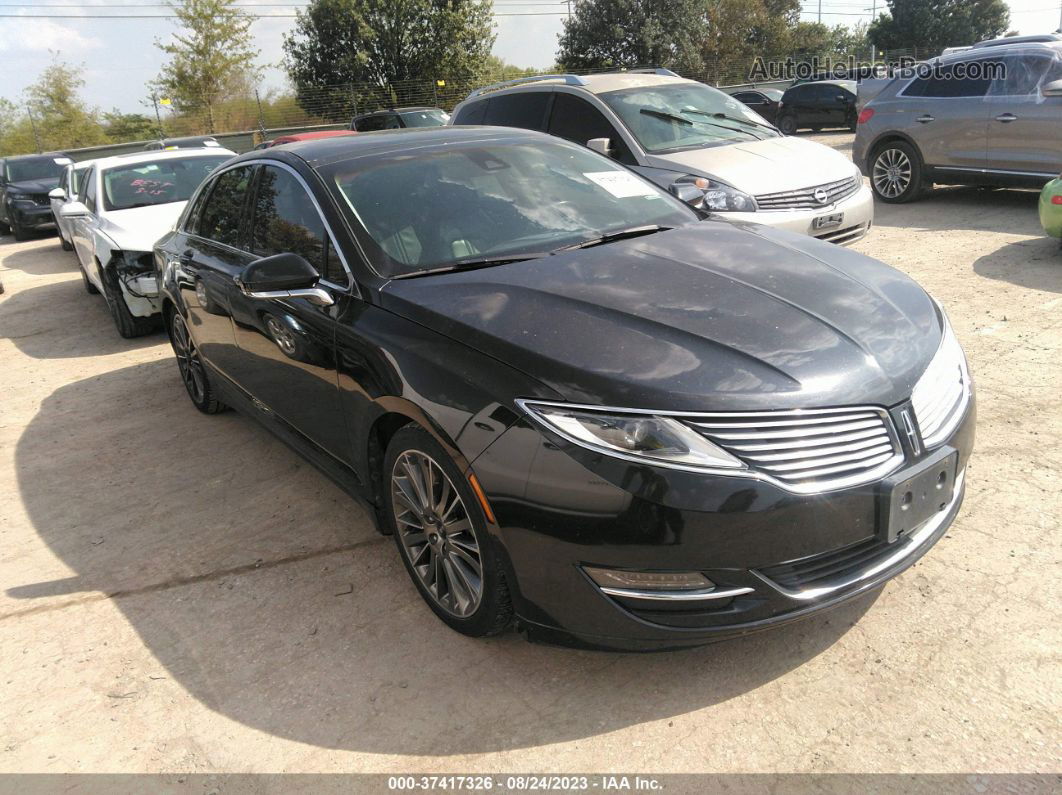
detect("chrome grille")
[754,175,860,211]
[30,193,50,206]
[688,407,903,493]
[911,334,969,448]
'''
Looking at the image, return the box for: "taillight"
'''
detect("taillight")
[1052,195,1062,205]
[857,108,875,124]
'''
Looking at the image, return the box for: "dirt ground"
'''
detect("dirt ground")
[1,136,1059,778]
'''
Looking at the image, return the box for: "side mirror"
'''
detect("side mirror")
[237,253,333,306]
[1042,79,1062,97]
[48,187,66,201]
[586,137,612,157]
[669,182,705,206]
[58,201,89,218]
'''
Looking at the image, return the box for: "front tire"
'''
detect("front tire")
[11,217,29,241]
[100,265,157,338]
[78,261,99,294]
[384,425,513,638]
[57,218,73,251]
[168,310,226,414]
[870,141,924,203]
[778,114,798,135]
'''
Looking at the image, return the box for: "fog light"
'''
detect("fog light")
[584,567,713,591]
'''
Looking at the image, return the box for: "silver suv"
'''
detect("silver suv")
[854,37,1062,202]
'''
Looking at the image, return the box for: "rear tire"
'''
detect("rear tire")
[384,424,513,638]
[778,115,798,135]
[100,265,157,338]
[870,140,924,203]
[56,217,73,251]
[167,309,226,414]
[11,218,29,241]
[0,220,9,236]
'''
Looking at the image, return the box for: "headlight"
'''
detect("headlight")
[518,400,746,473]
[910,305,971,448]
[673,175,756,212]
[9,194,34,206]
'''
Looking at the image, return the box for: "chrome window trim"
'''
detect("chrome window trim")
[516,399,907,495]
[182,158,358,294]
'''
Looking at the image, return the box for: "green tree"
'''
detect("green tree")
[556,0,707,72]
[153,0,261,133]
[868,0,1010,53]
[23,61,108,150]
[0,98,38,155]
[699,0,800,83]
[283,0,495,120]
[103,110,159,143]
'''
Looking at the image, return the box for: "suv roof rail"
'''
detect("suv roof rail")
[467,73,588,98]
[601,67,680,77]
[971,33,1062,48]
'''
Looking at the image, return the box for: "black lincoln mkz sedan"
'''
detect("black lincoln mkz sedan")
[154,127,974,651]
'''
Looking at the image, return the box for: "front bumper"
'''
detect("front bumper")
[9,203,56,230]
[719,183,874,246]
[471,396,974,651]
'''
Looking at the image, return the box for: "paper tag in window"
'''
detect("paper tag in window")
[53,157,73,165]
[584,171,656,198]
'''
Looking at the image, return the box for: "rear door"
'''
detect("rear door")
[985,52,1062,177]
[177,163,257,378]
[896,59,993,170]
[227,162,352,462]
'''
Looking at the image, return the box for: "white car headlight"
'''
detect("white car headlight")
[518,400,746,472]
[673,175,757,212]
[910,306,971,448]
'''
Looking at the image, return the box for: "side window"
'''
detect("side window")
[82,168,97,213]
[990,54,1052,96]
[356,115,387,132]
[453,100,488,125]
[907,62,993,98]
[547,92,635,164]
[482,91,551,130]
[250,165,347,286]
[383,114,402,130]
[734,92,762,104]
[193,165,254,248]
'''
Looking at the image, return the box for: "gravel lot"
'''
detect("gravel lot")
[1,134,1059,777]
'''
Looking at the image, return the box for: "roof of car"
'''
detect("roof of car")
[270,130,358,145]
[786,79,857,91]
[233,125,560,169]
[90,147,236,171]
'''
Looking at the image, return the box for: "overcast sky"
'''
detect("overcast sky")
[1,0,1059,114]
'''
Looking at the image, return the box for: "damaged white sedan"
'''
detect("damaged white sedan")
[63,147,234,337]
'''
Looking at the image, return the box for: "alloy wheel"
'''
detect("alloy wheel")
[390,450,483,618]
[171,313,207,404]
[872,148,912,199]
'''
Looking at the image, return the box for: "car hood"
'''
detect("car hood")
[645,136,856,194]
[7,177,60,194]
[98,202,188,252]
[380,221,941,412]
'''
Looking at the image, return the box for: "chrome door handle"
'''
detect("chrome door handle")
[915,114,934,123]
[994,113,1017,123]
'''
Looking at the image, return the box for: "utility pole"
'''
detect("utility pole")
[565,0,572,19]
[25,103,41,153]
[818,0,822,23]
[151,93,165,139]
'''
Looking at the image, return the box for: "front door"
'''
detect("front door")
[228,163,352,463]
[71,166,100,284]
[177,163,258,379]
[985,53,1062,177]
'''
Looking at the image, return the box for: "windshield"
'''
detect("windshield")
[400,109,450,127]
[327,140,697,278]
[5,156,71,184]
[102,155,230,212]
[600,83,780,154]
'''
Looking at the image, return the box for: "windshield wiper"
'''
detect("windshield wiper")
[392,253,547,279]
[554,225,672,252]
[639,108,760,140]
[682,109,776,134]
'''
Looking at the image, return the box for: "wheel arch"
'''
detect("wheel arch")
[865,131,925,172]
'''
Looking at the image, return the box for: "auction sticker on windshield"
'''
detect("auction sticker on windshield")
[584,171,658,198]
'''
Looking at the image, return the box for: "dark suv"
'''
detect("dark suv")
[0,153,73,240]
[776,81,858,135]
